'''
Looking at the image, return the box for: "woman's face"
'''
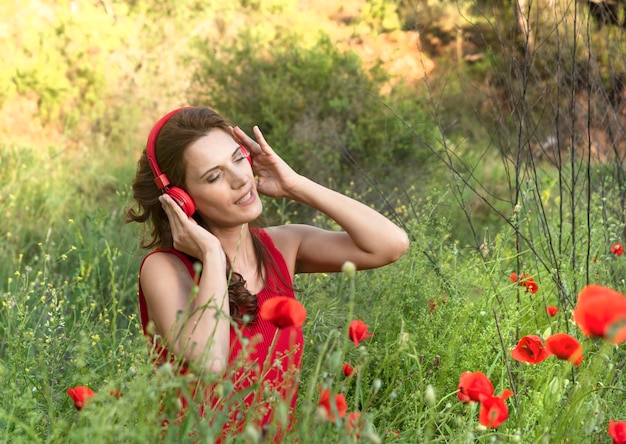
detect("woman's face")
[183,129,262,228]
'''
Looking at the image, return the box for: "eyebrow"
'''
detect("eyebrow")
[199,146,243,179]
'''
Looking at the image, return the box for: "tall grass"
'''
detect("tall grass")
[3,144,626,442]
[4,0,626,442]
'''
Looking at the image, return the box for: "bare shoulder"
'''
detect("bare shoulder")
[141,251,190,277]
[261,225,314,276]
[140,251,194,298]
[262,224,313,251]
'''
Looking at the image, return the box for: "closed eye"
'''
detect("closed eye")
[235,145,249,162]
[207,171,222,183]
[203,145,248,183]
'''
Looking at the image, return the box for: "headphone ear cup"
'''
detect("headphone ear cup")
[240,144,252,167]
[166,187,196,217]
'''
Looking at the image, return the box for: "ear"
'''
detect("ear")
[166,186,196,217]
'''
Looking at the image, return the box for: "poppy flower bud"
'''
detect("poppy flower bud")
[243,425,262,443]
[342,261,357,279]
[425,384,436,407]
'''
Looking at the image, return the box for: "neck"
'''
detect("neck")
[211,223,265,293]
[212,224,256,269]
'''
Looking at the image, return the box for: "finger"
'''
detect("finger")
[159,195,176,222]
[252,126,275,155]
[229,126,243,145]
[232,126,262,154]
[159,194,186,230]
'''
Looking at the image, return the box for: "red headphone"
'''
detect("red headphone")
[146,107,252,217]
[146,107,197,216]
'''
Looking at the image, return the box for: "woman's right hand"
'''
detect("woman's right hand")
[231,125,301,199]
[144,195,231,374]
[159,194,224,262]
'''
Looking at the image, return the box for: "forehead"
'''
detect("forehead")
[184,129,238,166]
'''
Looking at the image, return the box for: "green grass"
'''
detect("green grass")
[2,139,626,443]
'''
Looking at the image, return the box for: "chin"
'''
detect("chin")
[247,201,264,221]
[209,206,263,228]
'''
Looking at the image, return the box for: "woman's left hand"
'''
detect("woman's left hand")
[231,125,301,199]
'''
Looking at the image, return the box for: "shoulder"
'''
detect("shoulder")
[140,250,196,292]
[141,249,193,272]
[261,224,313,252]
[259,225,314,277]
[261,224,334,266]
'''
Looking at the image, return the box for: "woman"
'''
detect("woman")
[125,106,409,439]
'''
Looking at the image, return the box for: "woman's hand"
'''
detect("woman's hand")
[232,124,408,276]
[159,194,224,261]
[231,125,301,199]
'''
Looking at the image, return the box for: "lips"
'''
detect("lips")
[235,189,254,205]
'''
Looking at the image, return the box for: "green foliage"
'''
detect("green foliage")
[360,0,402,34]
[0,2,134,129]
[5,0,626,442]
[188,29,438,191]
[5,133,626,443]
[0,142,132,273]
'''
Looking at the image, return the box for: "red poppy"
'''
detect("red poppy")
[67,386,96,410]
[547,305,559,317]
[343,363,355,377]
[611,243,625,257]
[513,273,539,293]
[479,389,513,429]
[109,389,123,399]
[427,298,436,314]
[609,419,626,444]
[519,273,532,283]
[345,412,362,437]
[427,293,448,314]
[348,320,373,346]
[318,388,347,422]
[510,335,552,364]
[259,296,306,329]
[572,284,626,344]
[545,333,583,366]
[385,430,400,438]
[457,371,494,403]
[524,280,539,294]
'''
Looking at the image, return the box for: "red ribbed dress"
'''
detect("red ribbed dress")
[138,228,304,439]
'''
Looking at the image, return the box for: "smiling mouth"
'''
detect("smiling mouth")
[235,190,253,205]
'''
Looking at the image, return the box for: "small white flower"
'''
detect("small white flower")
[425,384,436,407]
[341,261,356,279]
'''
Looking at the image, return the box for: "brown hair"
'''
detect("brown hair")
[125,106,262,324]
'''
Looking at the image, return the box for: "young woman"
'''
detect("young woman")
[125,106,409,439]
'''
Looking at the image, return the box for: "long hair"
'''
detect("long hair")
[125,106,262,324]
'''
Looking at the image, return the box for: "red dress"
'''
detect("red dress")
[138,228,304,439]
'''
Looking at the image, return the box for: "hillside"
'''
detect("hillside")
[1,0,442,149]
[4,0,626,166]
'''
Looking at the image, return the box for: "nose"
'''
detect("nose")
[230,166,248,189]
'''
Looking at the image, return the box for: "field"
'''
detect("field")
[3,0,626,442]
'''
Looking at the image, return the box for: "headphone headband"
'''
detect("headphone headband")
[146,107,186,190]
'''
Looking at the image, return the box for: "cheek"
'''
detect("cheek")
[187,189,223,215]
[187,181,225,204]
[194,204,225,228]
[194,195,226,215]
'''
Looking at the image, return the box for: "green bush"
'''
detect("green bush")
[188,30,438,191]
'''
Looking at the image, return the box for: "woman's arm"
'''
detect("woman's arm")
[141,195,231,374]
[233,126,409,274]
[277,177,408,273]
